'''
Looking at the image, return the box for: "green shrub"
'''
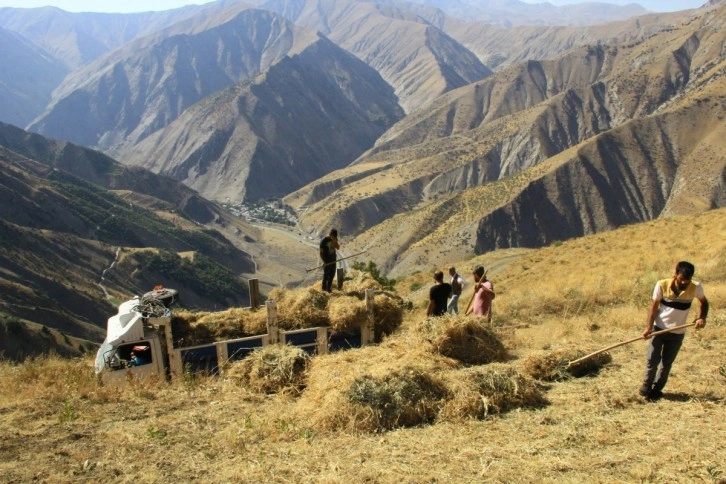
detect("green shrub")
[3,315,25,336]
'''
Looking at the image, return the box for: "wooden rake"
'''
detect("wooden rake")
[566,322,697,369]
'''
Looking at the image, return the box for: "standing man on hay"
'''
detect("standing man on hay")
[447,266,466,314]
[319,228,340,293]
[466,265,495,322]
[427,270,452,317]
[639,261,708,400]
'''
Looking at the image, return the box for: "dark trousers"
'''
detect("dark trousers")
[642,331,685,393]
[322,259,336,292]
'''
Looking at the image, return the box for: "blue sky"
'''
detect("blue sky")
[0,0,708,13]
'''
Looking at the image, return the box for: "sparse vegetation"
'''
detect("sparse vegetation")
[2,314,25,336]
[130,250,247,305]
[1,209,724,481]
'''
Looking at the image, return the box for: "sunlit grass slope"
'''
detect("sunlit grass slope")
[1,208,724,482]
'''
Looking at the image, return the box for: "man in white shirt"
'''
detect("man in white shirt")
[639,261,708,400]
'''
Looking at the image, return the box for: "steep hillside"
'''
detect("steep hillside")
[256,0,492,112]
[288,2,726,276]
[439,9,690,70]
[0,4,207,69]
[28,4,311,155]
[0,129,258,357]
[0,208,724,481]
[350,83,725,277]
[0,27,67,128]
[121,35,404,202]
[0,122,229,227]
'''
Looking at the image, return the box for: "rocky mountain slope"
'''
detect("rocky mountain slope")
[0,4,207,69]
[0,26,67,128]
[121,34,404,202]
[3,0,689,207]
[405,0,648,27]
[439,10,691,70]
[287,2,726,276]
[248,0,493,112]
[28,4,310,154]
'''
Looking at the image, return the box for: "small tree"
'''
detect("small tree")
[352,261,396,290]
[2,315,25,336]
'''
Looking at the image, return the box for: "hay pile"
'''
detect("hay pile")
[327,296,368,332]
[290,321,543,433]
[343,269,384,295]
[267,286,331,329]
[347,367,449,431]
[439,364,547,420]
[522,347,613,381]
[265,281,404,340]
[168,275,405,347]
[170,308,263,347]
[224,345,310,395]
[292,337,457,432]
[413,315,508,365]
[371,294,405,340]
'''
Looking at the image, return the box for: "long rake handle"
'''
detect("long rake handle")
[464,270,487,314]
[566,322,697,368]
[305,249,369,272]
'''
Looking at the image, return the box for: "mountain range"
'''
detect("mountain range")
[0,0,724,357]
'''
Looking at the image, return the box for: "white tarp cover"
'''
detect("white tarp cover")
[105,297,144,346]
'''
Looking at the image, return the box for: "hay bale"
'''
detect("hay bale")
[522,347,612,381]
[225,345,310,395]
[440,364,547,420]
[347,367,448,431]
[328,296,368,332]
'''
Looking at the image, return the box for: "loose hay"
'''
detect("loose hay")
[347,367,449,431]
[270,286,331,329]
[293,339,457,432]
[372,294,405,340]
[343,269,384,294]
[171,308,257,347]
[225,345,310,395]
[522,347,613,381]
[439,364,547,420]
[415,315,508,365]
[168,282,404,348]
[328,296,368,332]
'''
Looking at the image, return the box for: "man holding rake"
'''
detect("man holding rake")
[639,261,708,400]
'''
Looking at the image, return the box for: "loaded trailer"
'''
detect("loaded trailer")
[94,287,376,386]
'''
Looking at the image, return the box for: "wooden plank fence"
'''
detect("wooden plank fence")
[160,286,377,379]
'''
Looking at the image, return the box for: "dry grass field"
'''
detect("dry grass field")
[1,208,725,482]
